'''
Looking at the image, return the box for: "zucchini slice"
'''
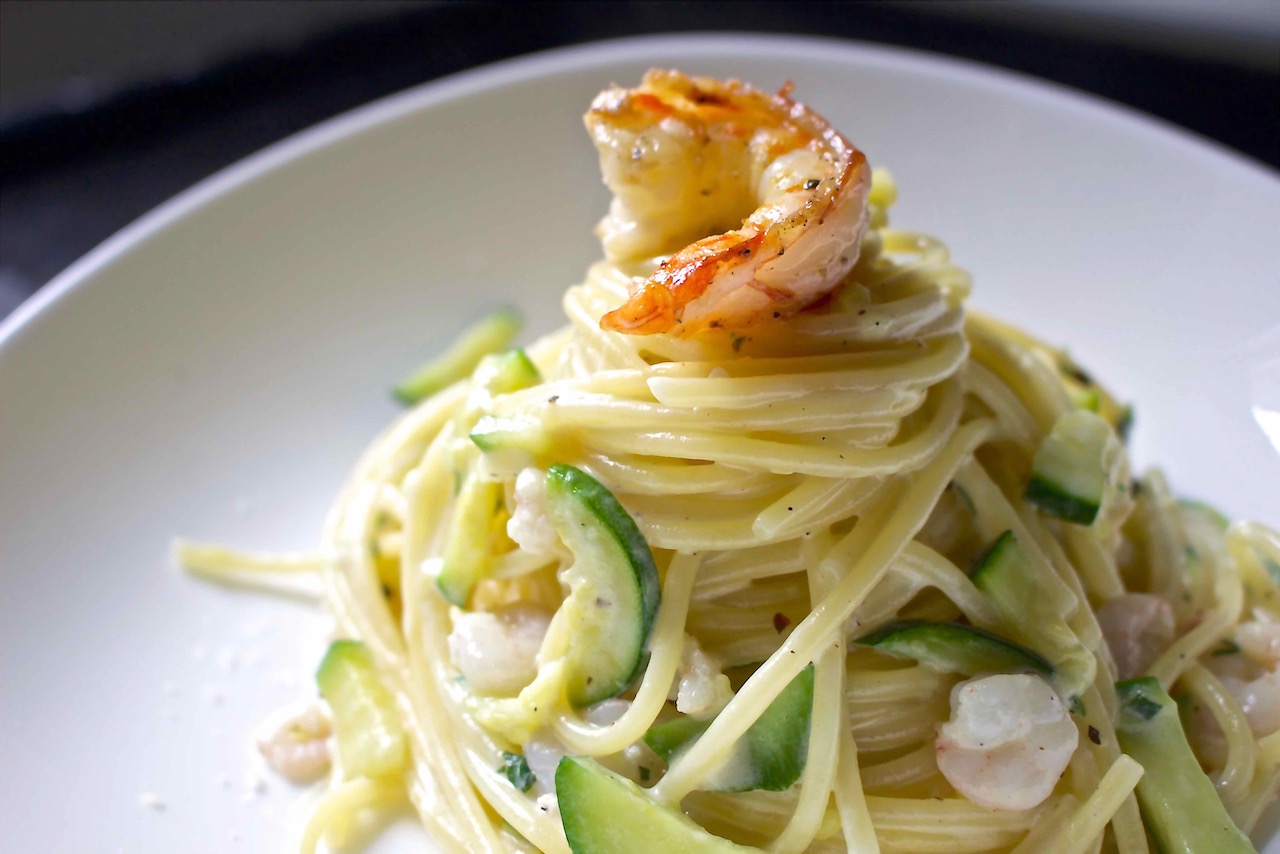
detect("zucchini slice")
[1025,409,1119,525]
[393,308,523,404]
[857,620,1052,677]
[644,665,814,792]
[316,640,407,778]
[436,474,504,606]
[1115,677,1253,853]
[545,464,660,707]
[971,531,1095,698]
[556,756,757,853]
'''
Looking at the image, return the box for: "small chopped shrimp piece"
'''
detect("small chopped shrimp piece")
[673,635,733,719]
[506,467,559,557]
[448,605,552,695]
[935,674,1078,811]
[523,734,566,796]
[258,705,332,785]
[1220,670,1280,736]
[585,69,870,336]
[1096,593,1175,679]
[1237,618,1280,668]
[1209,616,1280,736]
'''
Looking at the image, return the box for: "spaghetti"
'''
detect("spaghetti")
[180,70,1278,853]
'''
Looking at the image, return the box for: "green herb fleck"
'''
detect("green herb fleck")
[1211,639,1240,657]
[499,751,536,792]
[1068,695,1086,717]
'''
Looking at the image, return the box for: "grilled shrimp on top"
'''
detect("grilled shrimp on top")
[585,68,871,336]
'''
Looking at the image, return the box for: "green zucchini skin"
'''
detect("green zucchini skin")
[315,640,408,778]
[643,664,815,792]
[970,530,1095,698]
[1025,410,1120,525]
[1025,477,1099,525]
[556,756,758,853]
[545,464,660,707]
[1114,677,1254,854]
[856,620,1053,678]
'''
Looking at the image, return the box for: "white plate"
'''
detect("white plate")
[2,34,1278,853]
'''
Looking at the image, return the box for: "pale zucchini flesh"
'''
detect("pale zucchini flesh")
[1025,409,1115,525]
[857,620,1053,678]
[556,756,757,853]
[315,640,408,778]
[545,464,660,707]
[1115,677,1253,853]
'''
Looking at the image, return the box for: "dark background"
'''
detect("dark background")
[2,0,1277,320]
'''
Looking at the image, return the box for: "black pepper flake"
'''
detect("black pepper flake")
[1087,725,1101,745]
[772,311,781,318]
[804,178,821,190]
[548,395,559,404]
[773,612,792,633]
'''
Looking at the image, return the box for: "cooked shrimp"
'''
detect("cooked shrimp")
[935,674,1078,811]
[585,69,870,336]
[258,705,332,785]
[673,635,733,719]
[448,604,552,695]
[1096,593,1175,679]
[1207,616,1280,736]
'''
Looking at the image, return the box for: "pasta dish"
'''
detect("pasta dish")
[179,69,1279,853]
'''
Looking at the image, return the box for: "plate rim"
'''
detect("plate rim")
[2,31,1278,355]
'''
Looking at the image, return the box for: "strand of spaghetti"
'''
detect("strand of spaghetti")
[951,460,1081,616]
[1183,663,1257,806]
[1261,730,1280,769]
[1235,764,1280,834]
[590,378,962,480]
[646,336,965,405]
[328,381,468,511]
[754,476,883,539]
[770,644,843,853]
[771,532,856,853]
[847,664,948,706]
[835,717,880,852]
[1150,524,1246,687]
[653,419,992,803]
[636,480,884,552]
[296,776,407,854]
[961,359,1038,449]
[896,541,1003,628]
[965,312,1070,431]
[1133,470,1192,614]
[1059,524,1126,602]
[173,542,327,574]
[551,552,698,754]
[850,698,947,753]
[537,387,923,433]
[1036,754,1144,854]
[858,743,938,792]
[396,424,511,851]
[644,336,959,381]
[1007,794,1079,854]
[1079,684,1148,853]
